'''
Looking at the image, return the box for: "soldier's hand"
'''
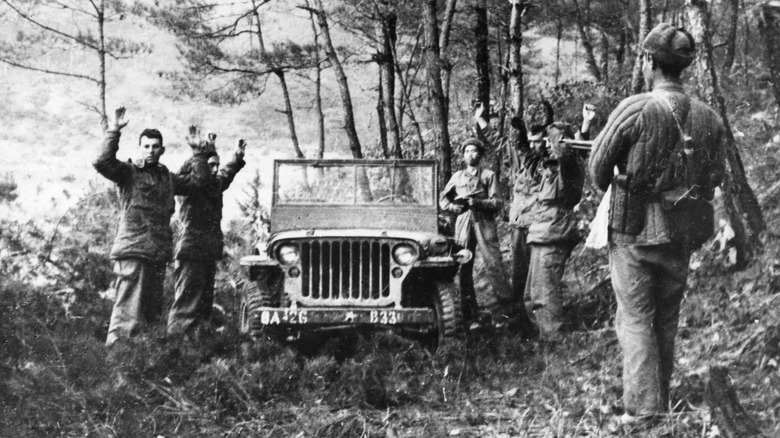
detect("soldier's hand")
[186,125,201,149]
[236,139,246,159]
[208,132,217,145]
[582,103,596,125]
[467,198,483,209]
[113,107,129,131]
[450,204,465,214]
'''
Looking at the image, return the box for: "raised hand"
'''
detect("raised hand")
[186,125,201,149]
[236,139,246,160]
[582,103,596,125]
[113,107,129,131]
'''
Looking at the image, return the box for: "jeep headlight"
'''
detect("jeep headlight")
[277,244,300,265]
[392,243,417,265]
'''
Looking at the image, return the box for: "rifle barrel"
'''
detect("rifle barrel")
[541,137,594,151]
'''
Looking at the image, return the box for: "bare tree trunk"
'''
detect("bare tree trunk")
[377,70,390,158]
[277,72,305,158]
[723,0,739,70]
[379,8,401,158]
[313,0,363,158]
[508,0,526,153]
[254,3,304,158]
[96,0,108,131]
[618,0,631,68]
[474,0,491,110]
[705,367,763,438]
[630,0,652,94]
[687,0,765,265]
[555,19,563,86]
[600,31,609,86]
[758,3,780,109]
[573,0,601,82]
[307,6,325,158]
[390,27,426,157]
[423,0,452,188]
[440,0,458,115]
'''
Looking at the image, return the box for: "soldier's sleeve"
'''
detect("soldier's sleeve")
[217,154,246,192]
[588,95,646,191]
[477,122,529,178]
[173,155,212,196]
[93,130,132,185]
[439,175,458,213]
[477,171,504,214]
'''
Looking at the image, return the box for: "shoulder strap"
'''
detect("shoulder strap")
[656,93,692,155]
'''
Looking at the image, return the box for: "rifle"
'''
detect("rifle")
[541,138,594,151]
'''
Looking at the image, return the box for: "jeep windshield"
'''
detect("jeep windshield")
[275,160,436,206]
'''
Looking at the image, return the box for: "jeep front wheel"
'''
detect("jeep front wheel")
[240,275,281,336]
[430,280,464,350]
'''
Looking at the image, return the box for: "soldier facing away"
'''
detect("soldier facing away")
[167,128,246,337]
[588,23,725,424]
[94,107,211,346]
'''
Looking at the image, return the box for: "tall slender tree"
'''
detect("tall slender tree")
[630,0,652,94]
[307,0,364,158]
[507,0,526,153]
[0,0,148,130]
[474,0,491,109]
[687,0,765,264]
[423,0,452,187]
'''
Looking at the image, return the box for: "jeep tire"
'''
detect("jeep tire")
[430,280,464,350]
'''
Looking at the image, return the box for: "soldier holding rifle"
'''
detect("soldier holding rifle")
[440,137,514,328]
[589,23,725,424]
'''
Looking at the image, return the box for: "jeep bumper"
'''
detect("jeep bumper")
[251,307,435,327]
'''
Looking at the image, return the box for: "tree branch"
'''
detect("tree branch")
[0,58,99,83]
[1,0,102,52]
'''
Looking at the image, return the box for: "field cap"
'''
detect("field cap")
[460,137,485,154]
[643,23,696,69]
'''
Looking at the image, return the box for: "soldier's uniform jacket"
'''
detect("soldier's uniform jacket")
[588,82,726,245]
[93,130,210,262]
[174,154,245,260]
[479,123,584,245]
[439,167,502,247]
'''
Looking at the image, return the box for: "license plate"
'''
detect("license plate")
[260,309,309,325]
[257,308,422,325]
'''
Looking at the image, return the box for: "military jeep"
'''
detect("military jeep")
[239,159,470,348]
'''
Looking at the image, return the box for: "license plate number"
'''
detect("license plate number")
[260,309,308,325]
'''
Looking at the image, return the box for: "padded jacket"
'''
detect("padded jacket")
[588,82,726,245]
[174,154,245,260]
[94,130,210,262]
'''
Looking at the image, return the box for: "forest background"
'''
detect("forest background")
[2,0,780,437]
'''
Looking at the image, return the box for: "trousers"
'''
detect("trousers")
[525,243,574,340]
[609,243,689,416]
[511,227,531,306]
[167,260,218,335]
[106,258,166,346]
[459,220,514,321]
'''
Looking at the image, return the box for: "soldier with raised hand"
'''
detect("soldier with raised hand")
[167,127,246,338]
[589,23,725,424]
[94,108,211,346]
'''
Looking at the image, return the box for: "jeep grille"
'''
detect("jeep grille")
[299,239,397,306]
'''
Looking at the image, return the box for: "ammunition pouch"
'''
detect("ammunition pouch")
[609,174,649,236]
[660,185,714,250]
